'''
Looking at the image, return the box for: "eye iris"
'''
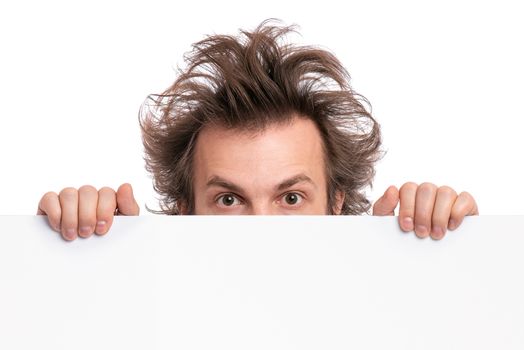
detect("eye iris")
[285,193,298,205]
[222,195,235,206]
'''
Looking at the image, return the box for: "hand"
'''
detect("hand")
[37,183,140,241]
[372,182,478,240]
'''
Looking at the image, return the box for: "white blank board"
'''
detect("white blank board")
[0,215,523,349]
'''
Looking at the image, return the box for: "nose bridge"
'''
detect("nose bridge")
[245,179,276,215]
[249,200,276,215]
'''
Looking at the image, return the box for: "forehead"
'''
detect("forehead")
[193,117,326,187]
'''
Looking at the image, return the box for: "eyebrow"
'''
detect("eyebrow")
[206,174,316,193]
[275,174,316,191]
[206,176,244,193]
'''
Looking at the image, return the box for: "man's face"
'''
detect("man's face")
[191,116,344,215]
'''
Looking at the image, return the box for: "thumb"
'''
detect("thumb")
[372,185,399,216]
[115,183,140,216]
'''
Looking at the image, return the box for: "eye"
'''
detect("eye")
[216,194,242,207]
[282,192,304,206]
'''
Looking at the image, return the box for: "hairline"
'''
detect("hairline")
[182,114,337,215]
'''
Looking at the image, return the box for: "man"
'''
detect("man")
[37,20,478,241]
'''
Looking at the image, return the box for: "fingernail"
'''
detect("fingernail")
[415,225,428,237]
[65,228,76,240]
[449,219,457,230]
[402,217,414,231]
[432,226,444,239]
[79,226,93,236]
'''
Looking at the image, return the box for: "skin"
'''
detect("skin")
[37,116,478,241]
[191,118,339,215]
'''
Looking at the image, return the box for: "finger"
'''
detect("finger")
[77,185,98,238]
[398,182,418,232]
[430,186,457,240]
[58,187,79,241]
[449,191,479,230]
[372,186,399,216]
[414,182,438,238]
[37,191,62,233]
[116,183,140,216]
[95,187,117,235]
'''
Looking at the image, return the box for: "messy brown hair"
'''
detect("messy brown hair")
[140,19,382,215]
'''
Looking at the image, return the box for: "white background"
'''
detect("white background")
[1,0,522,215]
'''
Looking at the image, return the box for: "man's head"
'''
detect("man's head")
[140,19,382,215]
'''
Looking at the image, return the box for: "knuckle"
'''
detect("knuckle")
[419,182,438,192]
[454,191,477,215]
[42,191,58,201]
[78,184,97,194]
[438,186,457,198]
[99,186,116,195]
[459,191,472,200]
[400,182,418,192]
[39,192,59,213]
[118,183,131,190]
[59,187,78,199]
